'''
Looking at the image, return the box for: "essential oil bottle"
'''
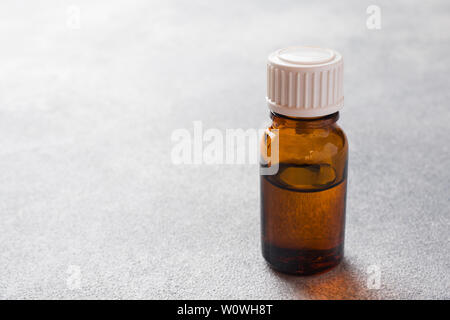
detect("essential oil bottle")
[260,46,348,275]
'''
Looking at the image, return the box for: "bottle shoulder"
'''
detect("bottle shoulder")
[260,123,348,190]
[265,123,347,151]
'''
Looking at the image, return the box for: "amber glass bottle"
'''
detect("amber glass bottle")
[261,46,347,275]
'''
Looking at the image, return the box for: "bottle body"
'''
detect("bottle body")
[260,112,348,275]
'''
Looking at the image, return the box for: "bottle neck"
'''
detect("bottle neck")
[270,111,339,129]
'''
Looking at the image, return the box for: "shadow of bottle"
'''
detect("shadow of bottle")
[269,258,385,300]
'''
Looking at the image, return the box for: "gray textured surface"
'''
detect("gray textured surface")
[0,0,449,299]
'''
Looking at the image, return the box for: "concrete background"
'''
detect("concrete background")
[0,0,448,299]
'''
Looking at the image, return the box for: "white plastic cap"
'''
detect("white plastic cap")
[267,46,344,118]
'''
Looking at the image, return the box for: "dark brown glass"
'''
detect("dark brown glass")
[260,112,348,275]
